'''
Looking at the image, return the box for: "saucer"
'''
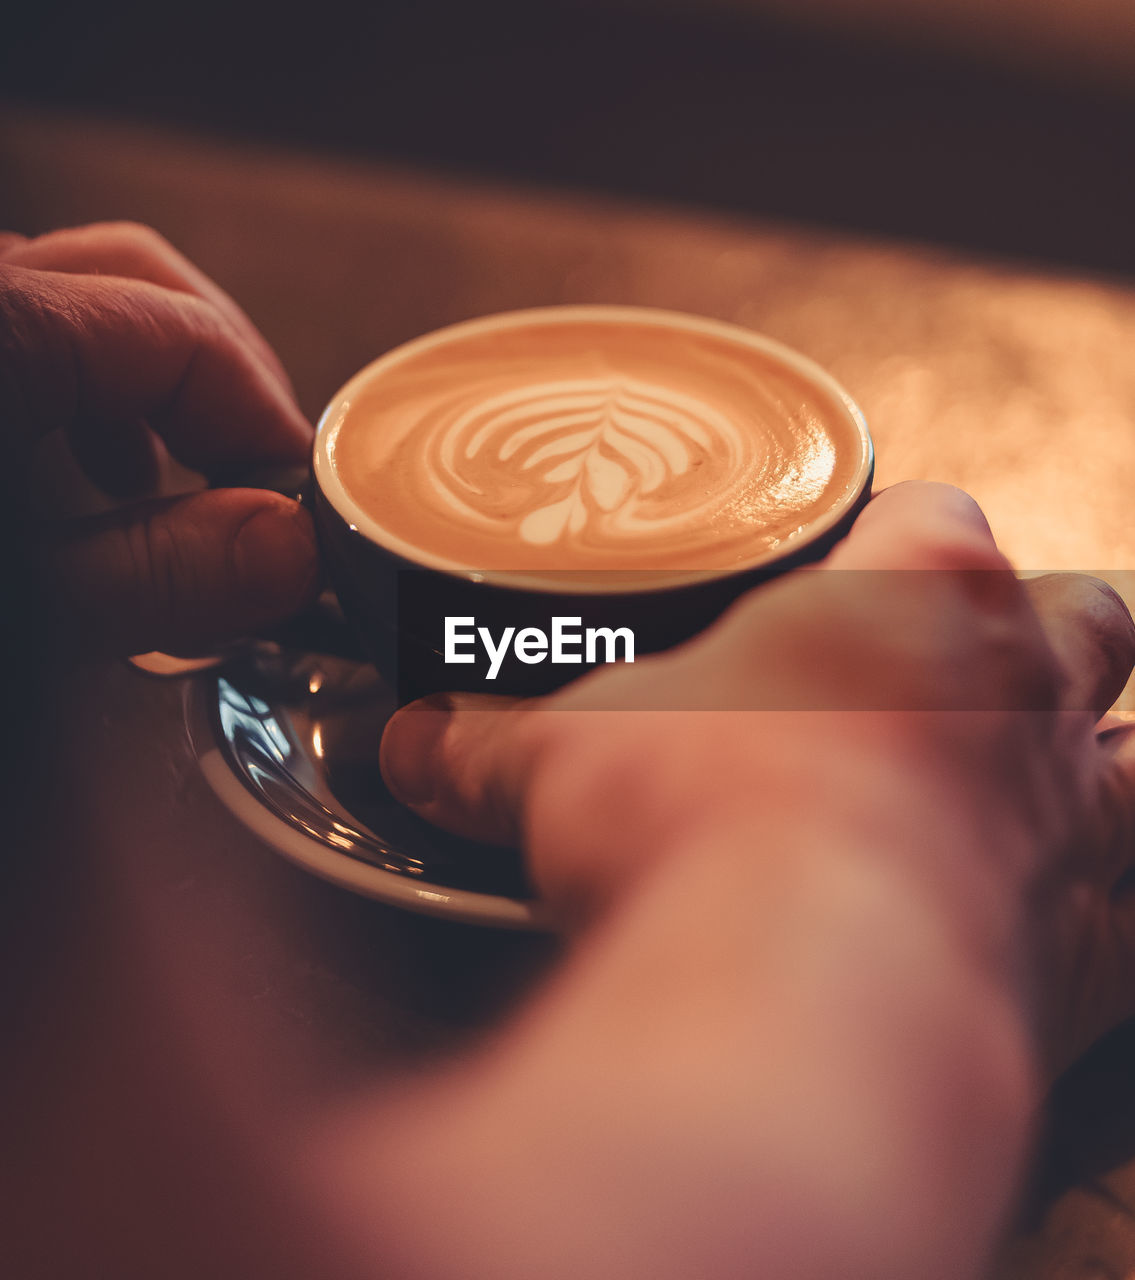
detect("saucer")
[185,649,547,930]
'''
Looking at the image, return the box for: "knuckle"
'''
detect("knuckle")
[175,287,225,335]
[918,533,1012,575]
[97,220,173,256]
[0,269,81,448]
[129,508,198,641]
[0,232,28,259]
[971,610,1064,711]
[72,222,186,288]
[884,480,988,531]
[125,512,167,626]
[919,568,1062,711]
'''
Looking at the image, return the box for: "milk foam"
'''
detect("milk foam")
[327,315,865,575]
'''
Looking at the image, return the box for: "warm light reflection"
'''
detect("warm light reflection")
[819,266,1135,716]
[311,724,324,759]
[860,274,1135,577]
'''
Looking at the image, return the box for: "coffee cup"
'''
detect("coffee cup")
[312,305,873,700]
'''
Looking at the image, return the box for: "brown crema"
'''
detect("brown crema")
[327,314,866,577]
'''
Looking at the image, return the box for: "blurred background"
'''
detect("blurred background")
[2,0,1134,276]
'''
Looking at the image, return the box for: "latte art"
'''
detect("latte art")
[431,375,756,547]
[326,313,868,576]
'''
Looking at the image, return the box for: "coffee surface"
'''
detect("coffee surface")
[328,316,866,574]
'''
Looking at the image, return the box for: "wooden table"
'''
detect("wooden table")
[4,107,1135,1278]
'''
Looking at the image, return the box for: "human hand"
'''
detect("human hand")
[380,482,1135,1072]
[1,222,319,655]
[316,481,1135,1280]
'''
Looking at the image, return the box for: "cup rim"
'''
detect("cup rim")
[314,304,874,595]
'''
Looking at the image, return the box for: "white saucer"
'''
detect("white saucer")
[185,653,547,931]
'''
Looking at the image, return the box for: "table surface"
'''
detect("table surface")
[5,106,1135,1278]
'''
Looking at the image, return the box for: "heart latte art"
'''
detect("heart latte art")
[326,315,867,575]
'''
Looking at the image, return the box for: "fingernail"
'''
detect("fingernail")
[381,696,454,806]
[234,501,319,611]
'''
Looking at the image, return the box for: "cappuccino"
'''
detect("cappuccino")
[323,309,868,581]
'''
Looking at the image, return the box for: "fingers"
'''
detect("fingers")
[41,489,320,656]
[837,487,1135,715]
[1,226,317,657]
[830,481,1003,571]
[380,694,536,846]
[378,483,1022,845]
[1024,574,1135,717]
[0,223,295,399]
[2,264,312,479]
[379,485,1135,856]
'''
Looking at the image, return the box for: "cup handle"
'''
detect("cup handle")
[127,464,367,678]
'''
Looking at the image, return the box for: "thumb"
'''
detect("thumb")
[380,693,540,847]
[41,489,320,656]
